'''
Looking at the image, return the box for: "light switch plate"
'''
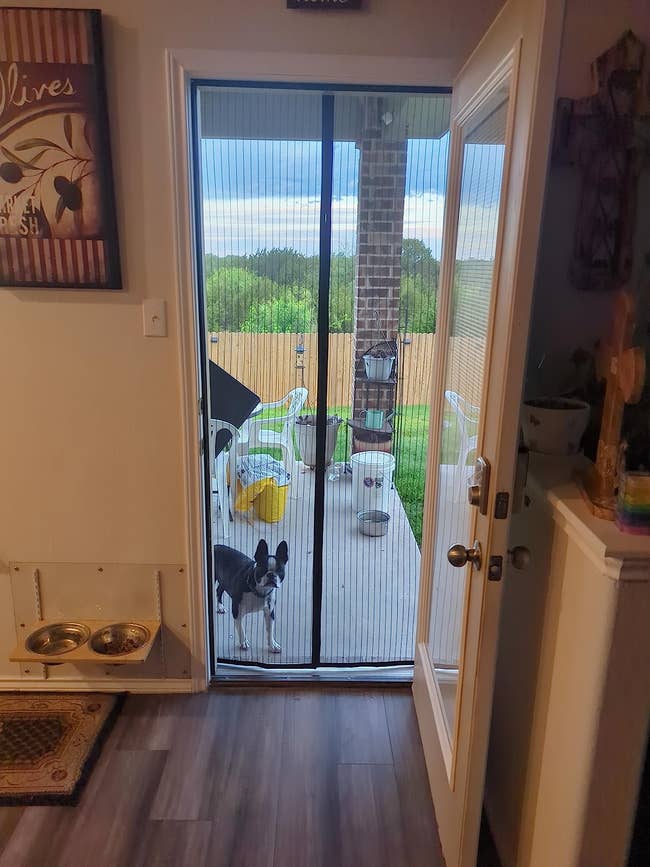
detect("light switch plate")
[143,299,167,337]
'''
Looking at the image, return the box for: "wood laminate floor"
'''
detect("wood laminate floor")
[0,688,446,867]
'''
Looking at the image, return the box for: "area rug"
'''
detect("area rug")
[0,692,124,806]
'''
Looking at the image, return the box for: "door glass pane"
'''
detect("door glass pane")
[428,86,509,736]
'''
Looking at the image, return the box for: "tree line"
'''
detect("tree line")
[203,239,439,334]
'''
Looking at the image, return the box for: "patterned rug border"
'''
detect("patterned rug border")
[0,692,125,807]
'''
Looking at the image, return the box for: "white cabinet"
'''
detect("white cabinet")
[486,456,650,867]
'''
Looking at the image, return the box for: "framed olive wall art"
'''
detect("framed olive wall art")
[0,7,121,289]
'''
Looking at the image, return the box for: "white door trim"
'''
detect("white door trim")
[165,48,454,688]
[166,50,208,692]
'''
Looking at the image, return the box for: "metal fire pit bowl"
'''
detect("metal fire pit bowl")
[89,622,150,656]
[25,622,91,656]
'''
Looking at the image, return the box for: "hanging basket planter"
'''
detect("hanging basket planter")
[363,353,395,381]
[295,414,342,469]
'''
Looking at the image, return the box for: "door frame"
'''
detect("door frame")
[191,79,449,674]
[166,48,462,689]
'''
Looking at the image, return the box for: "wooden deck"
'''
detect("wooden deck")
[212,460,421,666]
[212,459,468,669]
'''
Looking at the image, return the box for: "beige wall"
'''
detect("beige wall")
[0,0,504,681]
[525,0,650,393]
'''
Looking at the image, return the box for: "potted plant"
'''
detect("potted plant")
[363,346,395,382]
[520,396,591,455]
[295,414,342,469]
[361,313,396,381]
[521,345,604,456]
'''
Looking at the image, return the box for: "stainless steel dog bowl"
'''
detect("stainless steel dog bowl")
[357,509,390,537]
[25,622,90,656]
[90,622,150,656]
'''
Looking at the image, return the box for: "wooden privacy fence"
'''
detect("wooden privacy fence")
[208,332,483,407]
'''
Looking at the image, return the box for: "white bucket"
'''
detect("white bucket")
[351,450,396,514]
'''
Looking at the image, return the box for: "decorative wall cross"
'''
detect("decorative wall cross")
[582,291,645,517]
[553,30,650,292]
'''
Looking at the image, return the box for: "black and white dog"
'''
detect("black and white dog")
[214,539,288,653]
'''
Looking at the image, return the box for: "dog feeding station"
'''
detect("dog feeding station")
[8,564,164,667]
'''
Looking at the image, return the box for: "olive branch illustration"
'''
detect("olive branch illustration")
[0,113,95,234]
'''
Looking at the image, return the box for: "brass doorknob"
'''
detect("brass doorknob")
[447,541,482,570]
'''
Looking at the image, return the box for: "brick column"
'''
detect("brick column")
[352,98,408,417]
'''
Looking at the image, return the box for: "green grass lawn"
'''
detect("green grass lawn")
[250,403,467,546]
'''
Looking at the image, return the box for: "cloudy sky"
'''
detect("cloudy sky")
[200,135,504,261]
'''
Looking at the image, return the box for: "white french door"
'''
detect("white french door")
[412,1,565,865]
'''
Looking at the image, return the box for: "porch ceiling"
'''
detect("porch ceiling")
[199,88,452,141]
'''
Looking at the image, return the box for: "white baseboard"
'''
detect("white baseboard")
[0,678,195,694]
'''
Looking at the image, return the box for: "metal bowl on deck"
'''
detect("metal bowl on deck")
[25,622,90,656]
[90,622,150,656]
[357,509,390,537]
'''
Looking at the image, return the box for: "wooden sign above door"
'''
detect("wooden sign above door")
[287,0,362,9]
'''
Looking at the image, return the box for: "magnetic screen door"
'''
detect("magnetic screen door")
[192,82,451,671]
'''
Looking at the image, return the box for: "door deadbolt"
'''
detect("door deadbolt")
[447,540,482,571]
[467,456,491,515]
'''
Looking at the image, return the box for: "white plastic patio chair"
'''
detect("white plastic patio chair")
[444,390,479,496]
[238,387,308,498]
[209,419,239,539]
